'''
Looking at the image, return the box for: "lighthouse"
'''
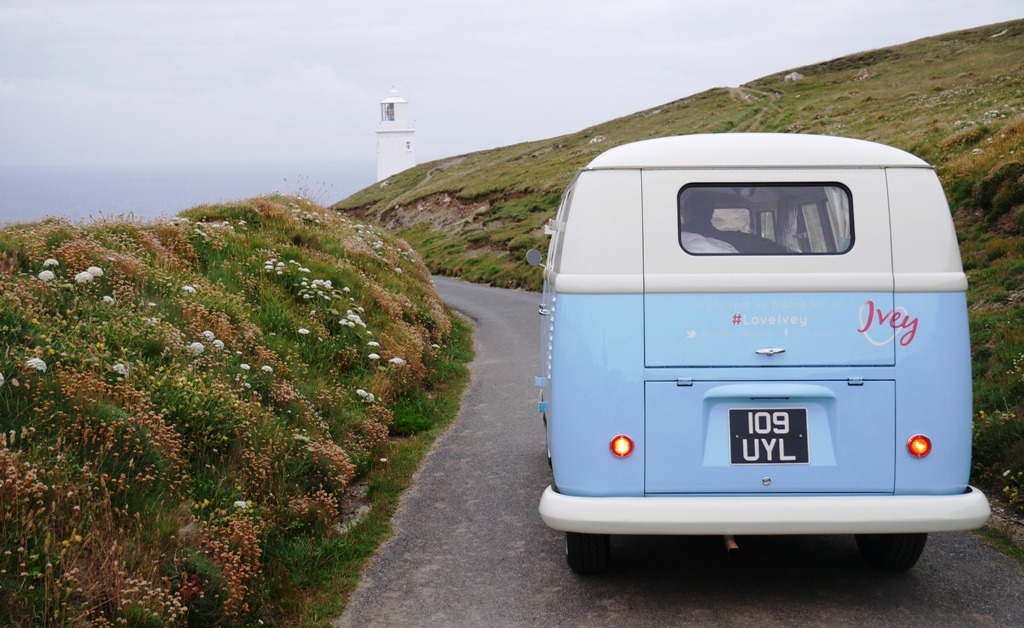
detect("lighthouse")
[376,89,416,182]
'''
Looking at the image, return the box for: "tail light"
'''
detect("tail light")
[610,435,634,458]
[907,434,931,458]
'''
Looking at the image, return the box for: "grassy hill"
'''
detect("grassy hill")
[335,18,1024,288]
[0,197,471,625]
[335,19,1024,512]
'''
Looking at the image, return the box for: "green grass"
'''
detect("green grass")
[974,526,1024,563]
[0,197,472,626]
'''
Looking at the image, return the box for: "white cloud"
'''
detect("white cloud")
[0,0,1020,167]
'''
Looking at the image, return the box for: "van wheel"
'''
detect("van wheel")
[565,532,610,574]
[855,533,928,571]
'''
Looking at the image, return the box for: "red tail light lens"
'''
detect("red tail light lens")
[610,435,634,458]
[907,434,931,458]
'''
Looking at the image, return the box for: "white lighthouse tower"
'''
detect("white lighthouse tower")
[376,89,416,181]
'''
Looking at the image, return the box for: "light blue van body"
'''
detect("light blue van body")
[536,135,989,541]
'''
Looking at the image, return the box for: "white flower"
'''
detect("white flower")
[1004,469,1013,477]
[292,434,311,442]
[367,341,379,347]
[87,266,103,277]
[388,357,406,365]
[240,363,250,370]
[276,271,283,275]
[26,358,47,372]
[234,501,250,510]
[37,270,54,282]
[356,389,375,402]
[298,328,310,335]
[102,295,114,305]
[111,363,129,376]
[188,342,205,355]
[182,285,196,294]
[431,344,440,349]
[75,272,93,283]
[238,220,246,225]
[343,287,350,292]
[379,458,388,463]
[261,365,273,373]
[212,339,225,350]
[303,294,312,299]
[43,258,59,267]
[395,268,402,274]
[202,330,215,341]
[367,353,380,360]
[276,262,284,267]
[299,267,310,273]
[0,373,4,386]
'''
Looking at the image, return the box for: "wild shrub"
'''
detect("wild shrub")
[0,195,458,625]
[973,160,1024,219]
[939,124,990,153]
[973,409,1024,509]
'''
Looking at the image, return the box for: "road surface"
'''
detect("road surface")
[338,276,1024,627]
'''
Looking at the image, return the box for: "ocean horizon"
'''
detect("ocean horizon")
[0,160,376,226]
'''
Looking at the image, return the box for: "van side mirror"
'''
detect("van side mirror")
[525,249,543,266]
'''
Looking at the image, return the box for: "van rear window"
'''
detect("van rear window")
[678,184,853,255]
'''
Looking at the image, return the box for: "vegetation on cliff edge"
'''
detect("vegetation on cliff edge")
[0,196,471,626]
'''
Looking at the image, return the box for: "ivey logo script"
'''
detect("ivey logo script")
[857,300,919,347]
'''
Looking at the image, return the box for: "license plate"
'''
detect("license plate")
[729,408,809,464]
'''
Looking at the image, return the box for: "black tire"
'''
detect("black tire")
[855,533,928,571]
[565,531,611,574]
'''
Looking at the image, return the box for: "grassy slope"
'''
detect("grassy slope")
[0,197,470,626]
[334,19,1024,509]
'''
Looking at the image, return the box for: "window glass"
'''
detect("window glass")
[678,184,853,255]
[550,185,576,272]
[760,212,776,241]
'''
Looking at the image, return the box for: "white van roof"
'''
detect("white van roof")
[587,133,930,169]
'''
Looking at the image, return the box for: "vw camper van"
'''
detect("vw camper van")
[535,134,990,574]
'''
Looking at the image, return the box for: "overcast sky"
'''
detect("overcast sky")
[1,1,1021,169]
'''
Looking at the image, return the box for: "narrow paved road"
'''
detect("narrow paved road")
[339,277,1024,628]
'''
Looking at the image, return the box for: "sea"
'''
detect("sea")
[0,160,376,227]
